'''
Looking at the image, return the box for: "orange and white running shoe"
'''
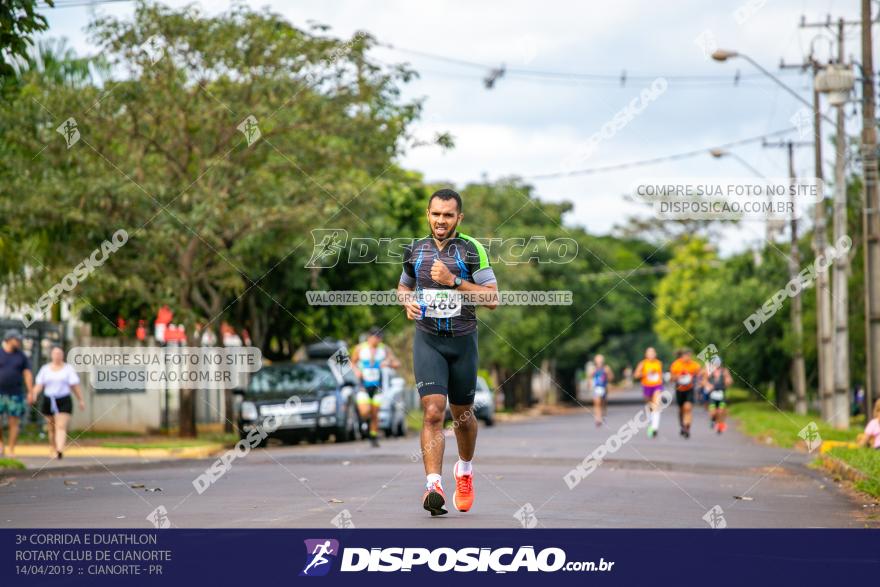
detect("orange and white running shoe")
[453,462,474,512]
[422,481,448,516]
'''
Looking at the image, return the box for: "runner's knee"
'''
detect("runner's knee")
[423,402,445,426]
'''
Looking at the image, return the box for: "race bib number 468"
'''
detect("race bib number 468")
[421,289,462,318]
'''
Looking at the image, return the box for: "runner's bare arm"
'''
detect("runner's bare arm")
[383,347,401,369]
[397,242,422,319]
[349,346,362,380]
[633,361,644,380]
[396,283,422,320]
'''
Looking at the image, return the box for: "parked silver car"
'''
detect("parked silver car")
[378,373,410,437]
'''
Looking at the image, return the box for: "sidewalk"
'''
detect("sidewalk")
[10,443,225,459]
[0,442,226,479]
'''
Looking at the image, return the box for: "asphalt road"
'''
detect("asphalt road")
[1,389,874,529]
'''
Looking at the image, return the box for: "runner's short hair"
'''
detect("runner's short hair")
[428,188,462,212]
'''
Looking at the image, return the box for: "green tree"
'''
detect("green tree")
[0,2,421,435]
[654,237,717,350]
[0,0,53,80]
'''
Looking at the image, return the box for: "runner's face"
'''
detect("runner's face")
[367,335,380,346]
[427,198,462,241]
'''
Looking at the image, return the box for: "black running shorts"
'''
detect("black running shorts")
[414,329,478,406]
[675,389,694,406]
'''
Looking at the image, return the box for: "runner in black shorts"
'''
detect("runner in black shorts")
[669,348,701,439]
[397,188,498,516]
[707,360,733,434]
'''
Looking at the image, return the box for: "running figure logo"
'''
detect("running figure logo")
[237,115,262,146]
[798,422,822,452]
[145,505,172,529]
[300,539,339,576]
[702,505,727,529]
[56,117,80,149]
[306,229,348,268]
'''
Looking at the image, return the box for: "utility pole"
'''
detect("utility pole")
[831,18,851,429]
[789,140,809,415]
[763,139,812,413]
[781,52,833,418]
[805,14,857,428]
[861,0,880,418]
[814,81,834,419]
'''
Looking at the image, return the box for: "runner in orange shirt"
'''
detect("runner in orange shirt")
[669,348,701,439]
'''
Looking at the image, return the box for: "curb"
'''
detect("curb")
[817,453,869,484]
[0,456,218,480]
[7,443,226,460]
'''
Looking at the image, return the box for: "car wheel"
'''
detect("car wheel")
[395,413,408,437]
[385,406,399,438]
[336,401,358,443]
[241,429,270,447]
[483,414,495,427]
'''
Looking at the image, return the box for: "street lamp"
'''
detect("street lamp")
[708,149,783,242]
[709,148,766,179]
[710,49,739,61]
[711,49,835,125]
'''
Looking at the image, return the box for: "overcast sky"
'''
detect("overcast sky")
[38,0,869,255]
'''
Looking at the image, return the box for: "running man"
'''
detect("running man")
[706,360,733,433]
[669,348,701,439]
[633,347,664,438]
[350,327,400,447]
[303,540,334,575]
[588,354,614,427]
[0,330,34,458]
[397,188,498,516]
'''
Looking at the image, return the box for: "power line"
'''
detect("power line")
[378,59,800,90]
[579,265,668,281]
[378,42,803,85]
[38,0,131,7]
[522,127,798,180]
